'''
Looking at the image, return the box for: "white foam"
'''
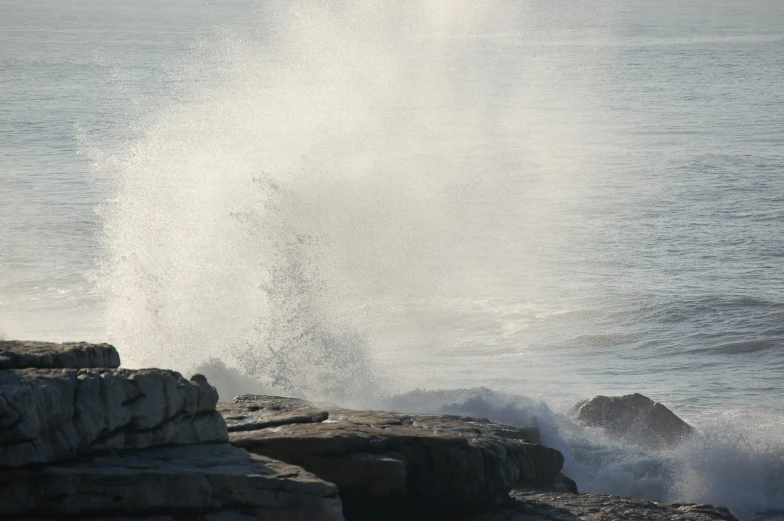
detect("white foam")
[379,387,784,521]
[87,1,616,399]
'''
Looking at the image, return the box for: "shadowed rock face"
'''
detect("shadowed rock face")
[0,368,227,467]
[0,341,121,369]
[0,443,344,521]
[573,393,695,450]
[219,395,563,520]
[467,490,739,521]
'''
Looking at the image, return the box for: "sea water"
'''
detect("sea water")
[1,1,783,519]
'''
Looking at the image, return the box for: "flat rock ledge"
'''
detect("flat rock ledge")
[0,341,120,369]
[219,395,564,519]
[468,490,739,521]
[0,443,344,521]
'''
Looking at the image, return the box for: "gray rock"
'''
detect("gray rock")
[221,395,328,431]
[0,368,227,467]
[0,341,121,369]
[516,473,579,494]
[467,489,738,521]
[219,395,564,518]
[573,393,695,450]
[0,443,344,521]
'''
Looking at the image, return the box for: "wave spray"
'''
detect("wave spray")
[88,2,784,518]
[94,1,612,400]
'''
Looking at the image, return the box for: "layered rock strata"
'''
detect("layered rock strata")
[220,395,564,519]
[0,366,226,467]
[0,341,344,521]
[0,340,120,369]
[1,444,343,521]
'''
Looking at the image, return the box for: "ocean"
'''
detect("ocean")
[1,1,783,518]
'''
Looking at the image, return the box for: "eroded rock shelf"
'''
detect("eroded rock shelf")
[0,341,739,521]
[220,395,563,518]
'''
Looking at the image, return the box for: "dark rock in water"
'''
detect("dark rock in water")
[573,393,695,449]
[0,340,121,369]
[0,443,344,521]
[467,490,739,521]
[219,395,563,519]
[0,367,227,467]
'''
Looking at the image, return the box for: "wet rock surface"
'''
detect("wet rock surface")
[1,443,344,521]
[219,395,562,519]
[573,393,695,450]
[467,490,739,521]
[0,367,227,467]
[0,340,120,369]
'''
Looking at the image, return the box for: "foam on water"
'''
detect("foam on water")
[377,387,784,521]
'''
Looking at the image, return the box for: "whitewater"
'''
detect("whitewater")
[1,1,783,519]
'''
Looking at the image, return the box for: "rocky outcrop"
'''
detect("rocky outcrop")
[0,340,741,521]
[219,395,564,519]
[573,393,695,449]
[1,443,344,521]
[0,341,345,521]
[0,340,120,369]
[0,367,227,467]
[467,489,739,521]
